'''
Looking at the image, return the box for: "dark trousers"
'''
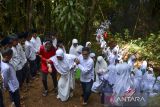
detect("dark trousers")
[0,89,4,107]
[28,60,37,77]
[36,55,41,71]
[16,69,23,88]
[9,89,20,107]
[41,71,57,91]
[22,62,31,84]
[81,80,93,102]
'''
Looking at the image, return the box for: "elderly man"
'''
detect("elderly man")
[50,49,77,101]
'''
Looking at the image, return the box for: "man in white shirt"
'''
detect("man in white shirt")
[17,33,30,88]
[9,35,24,88]
[30,29,42,72]
[25,32,37,78]
[1,48,20,107]
[75,47,94,105]
[30,29,42,53]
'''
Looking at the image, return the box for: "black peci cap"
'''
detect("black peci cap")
[0,36,11,46]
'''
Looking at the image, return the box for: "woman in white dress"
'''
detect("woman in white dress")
[112,58,135,106]
[69,39,78,56]
[50,49,76,101]
[92,56,107,93]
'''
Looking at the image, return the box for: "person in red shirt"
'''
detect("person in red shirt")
[39,39,57,96]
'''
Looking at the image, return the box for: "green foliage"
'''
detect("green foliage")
[113,30,160,65]
[52,0,85,41]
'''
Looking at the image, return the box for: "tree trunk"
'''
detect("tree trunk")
[26,0,32,31]
[82,0,99,45]
[44,0,52,32]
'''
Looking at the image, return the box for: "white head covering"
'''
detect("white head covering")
[56,49,64,57]
[95,56,107,74]
[108,52,116,65]
[69,39,78,56]
[153,76,160,93]
[157,76,160,81]
[128,55,136,68]
[100,40,107,49]
[86,41,91,47]
[141,60,147,70]
[112,45,119,54]
[76,45,83,53]
[142,72,156,92]
[72,39,78,44]
[90,53,95,58]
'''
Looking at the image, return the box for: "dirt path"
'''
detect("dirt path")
[3,75,103,107]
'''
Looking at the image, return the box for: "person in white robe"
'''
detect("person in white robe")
[90,53,96,61]
[75,45,84,79]
[92,56,107,93]
[153,76,160,93]
[112,56,135,106]
[112,44,119,55]
[127,54,136,70]
[102,46,112,60]
[108,51,116,65]
[85,41,91,48]
[107,64,117,86]
[52,35,57,48]
[140,59,147,75]
[50,49,76,101]
[141,68,156,95]
[69,39,78,56]
[76,45,83,57]
[132,62,143,93]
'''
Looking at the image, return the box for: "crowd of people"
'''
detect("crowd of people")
[0,30,160,107]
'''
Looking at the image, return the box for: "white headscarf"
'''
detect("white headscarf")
[52,38,57,48]
[113,62,134,97]
[69,39,78,56]
[128,55,136,67]
[141,60,147,70]
[142,70,156,92]
[95,56,107,77]
[112,45,119,54]
[86,41,91,47]
[153,76,160,92]
[108,52,116,65]
[56,49,64,57]
[51,49,76,75]
[76,45,83,56]
[90,53,96,58]
[72,39,78,44]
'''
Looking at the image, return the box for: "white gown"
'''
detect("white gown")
[141,72,155,93]
[50,54,76,101]
[107,64,117,85]
[92,56,107,93]
[153,76,160,93]
[133,68,143,93]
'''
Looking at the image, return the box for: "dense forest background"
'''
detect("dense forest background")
[0,0,160,65]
